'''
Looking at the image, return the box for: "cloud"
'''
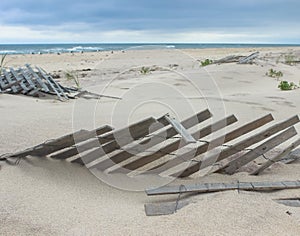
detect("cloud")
[2,23,300,44]
[0,0,300,43]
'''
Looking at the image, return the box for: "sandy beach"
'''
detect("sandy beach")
[1,47,300,235]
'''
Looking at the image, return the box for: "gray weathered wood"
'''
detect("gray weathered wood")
[145,200,190,216]
[251,138,300,175]
[9,68,31,93]
[25,64,50,92]
[224,127,297,174]
[37,67,68,100]
[238,52,259,64]
[146,180,300,196]
[1,75,24,90]
[89,110,212,170]
[37,125,113,156]
[19,69,37,90]
[154,114,274,175]
[3,69,20,93]
[53,116,163,161]
[28,88,42,97]
[7,125,113,158]
[110,115,237,173]
[0,75,8,90]
[176,115,299,178]
[57,115,170,162]
[281,148,300,164]
[75,90,122,100]
[35,67,65,100]
[275,198,300,207]
[164,115,196,144]
[213,55,244,64]
[50,132,114,160]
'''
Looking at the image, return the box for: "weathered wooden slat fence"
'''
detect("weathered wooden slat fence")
[3,110,299,179]
[0,65,121,101]
[144,180,300,216]
[0,65,71,100]
[146,180,300,195]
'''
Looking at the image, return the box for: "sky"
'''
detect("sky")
[0,0,299,44]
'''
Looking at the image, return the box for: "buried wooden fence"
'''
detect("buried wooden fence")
[0,64,120,101]
[0,64,72,100]
[2,110,299,178]
[144,180,300,216]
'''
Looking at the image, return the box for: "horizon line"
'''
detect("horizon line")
[1,42,300,45]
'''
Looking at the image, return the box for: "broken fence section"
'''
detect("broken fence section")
[145,180,300,216]
[212,52,260,65]
[0,64,71,101]
[3,110,299,179]
[146,180,300,196]
[0,64,121,101]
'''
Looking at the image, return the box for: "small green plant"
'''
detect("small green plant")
[284,54,296,65]
[200,59,213,67]
[0,54,7,75]
[278,81,298,91]
[65,71,80,89]
[140,66,151,75]
[266,69,283,79]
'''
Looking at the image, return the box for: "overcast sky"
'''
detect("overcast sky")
[0,0,299,43]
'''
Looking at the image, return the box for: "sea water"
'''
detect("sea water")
[0,43,299,55]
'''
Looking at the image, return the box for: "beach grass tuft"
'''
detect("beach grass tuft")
[200,59,213,67]
[278,81,298,90]
[0,54,7,75]
[65,70,80,89]
[266,68,283,79]
[140,66,151,75]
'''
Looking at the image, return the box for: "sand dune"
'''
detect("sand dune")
[1,47,300,235]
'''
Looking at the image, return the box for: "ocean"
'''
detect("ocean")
[0,43,299,55]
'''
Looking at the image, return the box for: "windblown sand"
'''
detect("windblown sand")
[0,47,300,235]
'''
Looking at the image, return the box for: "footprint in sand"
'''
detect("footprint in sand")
[222,76,234,80]
[238,80,252,84]
[230,93,250,97]
[272,100,296,108]
[173,83,186,87]
[265,96,285,100]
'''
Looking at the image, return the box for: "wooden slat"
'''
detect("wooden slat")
[238,52,259,64]
[28,88,42,97]
[275,198,300,207]
[164,115,196,144]
[145,200,190,216]
[19,69,37,90]
[1,75,24,90]
[0,75,8,90]
[3,70,20,93]
[213,55,244,64]
[52,116,162,160]
[37,67,68,100]
[154,114,274,176]
[25,64,50,92]
[146,180,300,196]
[35,67,64,100]
[8,125,113,158]
[251,138,300,175]
[281,148,300,164]
[50,131,115,160]
[174,115,299,178]
[110,115,237,173]
[9,68,31,93]
[223,127,297,174]
[89,110,212,170]
[41,67,68,99]
[39,125,113,156]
